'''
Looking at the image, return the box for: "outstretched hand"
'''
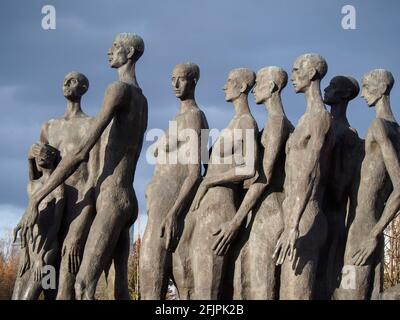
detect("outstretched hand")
[14,200,39,248]
[272,227,299,265]
[352,236,378,266]
[212,221,240,256]
[160,213,178,252]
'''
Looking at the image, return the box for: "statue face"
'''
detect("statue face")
[35,148,56,170]
[252,74,270,104]
[361,78,381,107]
[63,75,82,100]
[324,78,344,105]
[108,39,129,68]
[36,154,52,169]
[223,72,242,102]
[171,65,194,99]
[291,59,311,93]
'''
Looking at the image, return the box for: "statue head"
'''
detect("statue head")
[223,68,256,102]
[252,66,288,104]
[361,69,394,107]
[172,62,200,100]
[63,72,89,101]
[108,33,145,68]
[324,76,359,106]
[34,143,59,170]
[291,53,327,93]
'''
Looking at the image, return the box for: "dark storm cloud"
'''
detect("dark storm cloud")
[0,0,399,236]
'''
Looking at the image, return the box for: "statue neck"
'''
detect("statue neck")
[180,98,198,114]
[232,94,251,116]
[304,80,326,113]
[375,95,396,122]
[64,100,83,119]
[265,93,285,117]
[40,167,53,180]
[118,60,139,87]
[330,102,350,126]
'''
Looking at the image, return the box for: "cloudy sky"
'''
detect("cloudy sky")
[0,0,399,240]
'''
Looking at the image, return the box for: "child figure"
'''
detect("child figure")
[13,143,65,299]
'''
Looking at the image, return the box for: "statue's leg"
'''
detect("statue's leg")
[21,247,58,300]
[335,218,376,300]
[139,185,174,300]
[249,217,282,299]
[113,227,131,300]
[57,205,94,300]
[247,195,283,300]
[12,273,31,300]
[139,218,171,299]
[192,211,228,300]
[280,210,327,300]
[172,211,196,300]
[12,254,30,299]
[20,279,43,300]
[325,210,347,299]
[74,206,126,300]
[57,255,77,299]
[280,255,317,300]
[335,265,373,299]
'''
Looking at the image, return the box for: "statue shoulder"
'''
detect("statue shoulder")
[370,118,388,139]
[238,113,258,130]
[104,81,132,105]
[106,80,130,94]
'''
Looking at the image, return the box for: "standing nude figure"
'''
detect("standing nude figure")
[211,67,293,299]
[272,54,334,300]
[15,33,148,300]
[175,68,258,299]
[13,143,64,300]
[139,63,209,299]
[33,72,96,300]
[318,76,362,299]
[338,69,399,300]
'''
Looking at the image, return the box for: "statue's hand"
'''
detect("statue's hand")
[14,200,39,248]
[62,243,82,274]
[352,236,378,266]
[33,259,44,282]
[28,143,42,160]
[212,221,240,256]
[273,227,299,265]
[160,213,178,252]
[190,182,209,211]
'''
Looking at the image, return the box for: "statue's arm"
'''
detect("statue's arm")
[205,116,258,186]
[28,123,50,181]
[28,147,40,181]
[371,120,400,237]
[263,118,287,184]
[232,120,287,227]
[31,82,129,206]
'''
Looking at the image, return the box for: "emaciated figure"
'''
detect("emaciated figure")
[212,66,293,299]
[13,143,64,300]
[140,62,208,299]
[273,54,334,300]
[339,69,400,300]
[175,68,258,299]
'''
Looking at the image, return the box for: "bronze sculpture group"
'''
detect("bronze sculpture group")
[12,33,400,300]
